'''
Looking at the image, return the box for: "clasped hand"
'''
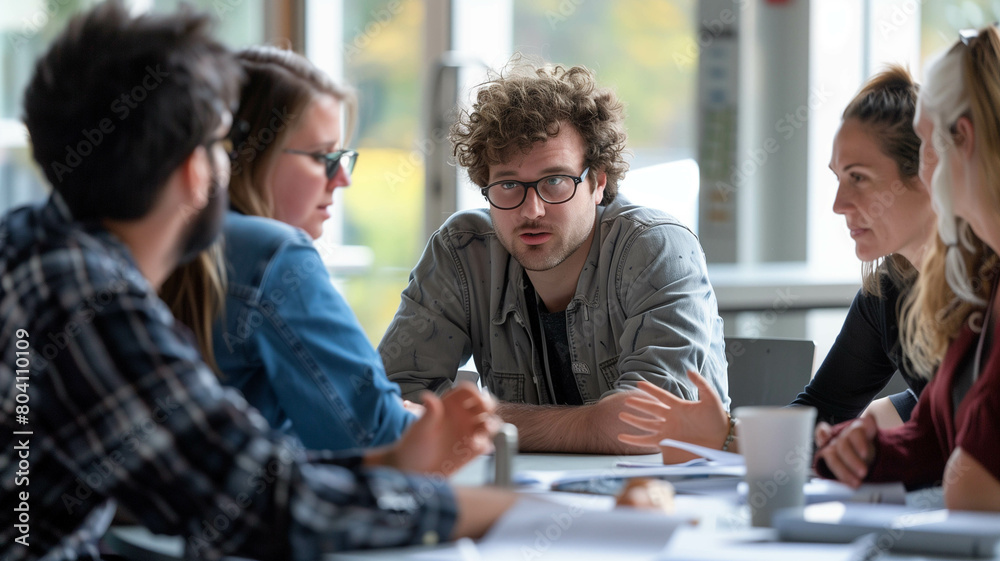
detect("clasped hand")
[368,382,501,477]
[814,415,878,488]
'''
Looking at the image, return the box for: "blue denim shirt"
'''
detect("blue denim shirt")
[379,196,730,407]
[214,210,413,451]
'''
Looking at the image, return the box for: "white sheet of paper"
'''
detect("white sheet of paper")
[480,498,684,560]
[658,439,746,466]
[661,526,856,561]
[616,458,711,469]
[412,496,686,561]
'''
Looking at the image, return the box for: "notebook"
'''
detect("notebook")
[773,501,1000,557]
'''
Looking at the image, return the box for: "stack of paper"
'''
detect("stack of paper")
[413,496,687,561]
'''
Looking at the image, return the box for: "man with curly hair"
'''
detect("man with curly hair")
[380,61,730,455]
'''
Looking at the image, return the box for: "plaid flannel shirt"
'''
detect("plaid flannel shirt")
[0,195,456,561]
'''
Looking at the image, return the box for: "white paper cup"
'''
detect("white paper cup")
[735,406,817,527]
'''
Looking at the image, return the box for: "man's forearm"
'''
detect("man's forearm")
[495,397,659,454]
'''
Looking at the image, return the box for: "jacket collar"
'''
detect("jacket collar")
[490,203,606,325]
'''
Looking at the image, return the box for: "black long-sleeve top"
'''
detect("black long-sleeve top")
[791,272,927,425]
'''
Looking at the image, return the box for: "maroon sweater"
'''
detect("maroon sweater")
[817,322,1000,488]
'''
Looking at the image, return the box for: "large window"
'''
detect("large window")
[332,0,428,341]
[512,0,697,167]
[921,0,999,57]
[1,1,100,212]
[331,0,701,345]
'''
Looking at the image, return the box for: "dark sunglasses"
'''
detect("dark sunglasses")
[283,148,359,180]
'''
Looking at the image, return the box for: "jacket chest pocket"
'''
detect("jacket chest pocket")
[481,366,525,402]
[599,355,621,391]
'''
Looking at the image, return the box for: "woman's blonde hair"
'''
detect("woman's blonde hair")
[840,64,921,296]
[161,46,355,373]
[901,27,1000,379]
[160,246,227,373]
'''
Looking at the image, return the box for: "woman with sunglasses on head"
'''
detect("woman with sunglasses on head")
[162,47,491,467]
[815,28,1000,510]
[616,66,936,457]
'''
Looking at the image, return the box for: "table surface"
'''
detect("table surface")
[105,452,999,561]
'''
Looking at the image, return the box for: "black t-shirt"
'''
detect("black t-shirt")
[791,269,927,425]
[538,307,583,405]
[523,277,584,406]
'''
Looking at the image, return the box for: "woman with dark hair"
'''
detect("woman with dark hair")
[617,66,936,454]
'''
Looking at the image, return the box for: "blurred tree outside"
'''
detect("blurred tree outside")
[920,0,999,60]
[513,0,696,166]
[340,0,426,344]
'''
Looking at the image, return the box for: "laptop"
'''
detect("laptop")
[725,337,815,409]
[773,501,1000,557]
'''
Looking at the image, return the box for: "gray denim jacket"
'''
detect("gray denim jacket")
[379,196,730,407]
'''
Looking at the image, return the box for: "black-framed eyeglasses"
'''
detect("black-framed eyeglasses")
[284,148,359,180]
[481,167,590,210]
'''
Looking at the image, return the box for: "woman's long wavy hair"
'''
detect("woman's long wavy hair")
[901,27,1000,379]
[160,46,356,374]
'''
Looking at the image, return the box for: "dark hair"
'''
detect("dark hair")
[842,64,920,179]
[23,0,243,221]
[451,57,628,205]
